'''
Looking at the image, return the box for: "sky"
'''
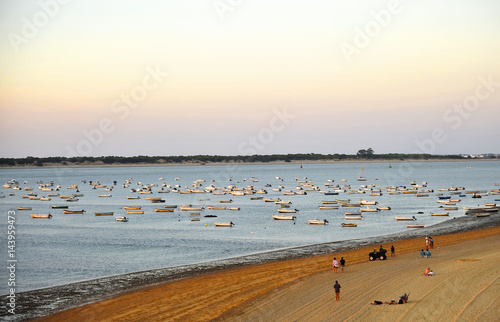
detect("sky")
[0,0,499,158]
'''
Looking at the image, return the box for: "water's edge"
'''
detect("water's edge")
[3,214,499,321]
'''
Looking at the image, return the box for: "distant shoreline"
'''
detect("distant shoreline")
[0,158,496,170]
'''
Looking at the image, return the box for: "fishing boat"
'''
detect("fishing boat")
[207,206,226,210]
[318,206,339,210]
[377,206,391,211]
[164,205,177,209]
[278,208,298,213]
[155,208,174,212]
[430,212,449,216]
[476,213,490,217]
[443,206,458,211]
[204,214,217,217]
[180,206,204,211]
[345,215,362,220]
[360,207,378,212]
[341,223,357,227]
[126,196,141,199]
[482,208,498,212]
[115,216,128,222]
[31,214,52,219]
[127,211,144,214]
[63,210,85,214]
[95,212,114,216]
[124,206,141,210]
[17,206,32,210]
[360,200,378,205]
[146,197,162,201]
[321,201,338,204]
[98,194,112,197]
[219,200,233,203]
[406,224,425,228]
[51,205,68,209]
[308,219,329,225]
[214,222,234,227]
[272,214,296,220]
[395,216,417,221]
[416,194,429,197]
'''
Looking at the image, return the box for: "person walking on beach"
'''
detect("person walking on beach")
[391,245,395,257]
[333,280,341,302]
[340,257,346,273]
[429,237,434,249]
[332,258,339,273]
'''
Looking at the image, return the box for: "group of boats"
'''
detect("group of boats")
[4,175,499,228]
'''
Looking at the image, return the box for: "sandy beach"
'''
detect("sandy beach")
[31,221,499,321]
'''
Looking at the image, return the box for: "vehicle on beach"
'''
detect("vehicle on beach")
[369,248,387,260]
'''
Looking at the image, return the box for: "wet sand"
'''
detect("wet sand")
[25,215,499,322]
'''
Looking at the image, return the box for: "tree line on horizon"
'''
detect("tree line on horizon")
[0,152,482,167]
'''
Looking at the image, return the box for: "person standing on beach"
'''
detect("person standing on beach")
[391,245,395,257]
[332,258,339,273]
[340,257,346,272]
[333,280,341,302]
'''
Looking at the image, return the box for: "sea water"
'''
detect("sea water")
[0,160,498,293]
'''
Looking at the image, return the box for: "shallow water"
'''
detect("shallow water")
[0,160,498,293]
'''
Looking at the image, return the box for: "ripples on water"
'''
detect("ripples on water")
[0,161,498,292]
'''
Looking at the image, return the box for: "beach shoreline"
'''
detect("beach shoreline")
[4,213,499,321]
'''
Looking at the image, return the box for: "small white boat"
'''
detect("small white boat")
[31,213,52,219]
[214,222,234,227]
[272,214,296,220]
[308,219,329,225]
[345,215,362,220]
[115,216,128,222]
[278,208,298,213]
[395,216,417,221]
[360,207,378,212]
[406,224,424,228]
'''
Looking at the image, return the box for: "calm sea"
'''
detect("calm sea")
[1,160,498,293]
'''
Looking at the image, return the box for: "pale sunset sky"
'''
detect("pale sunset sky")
[0,0,499,158]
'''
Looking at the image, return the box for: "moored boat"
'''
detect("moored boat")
[207,206,226,210]
[63,210,85,214]
[124,206,141,210]
[155,208,174,212]
[395,216,417,221]
[31,213,52,219]
[341,223,357,227]
[17,206,32,210]
[115,216,128,222]
[272,214,296,220]
[95,212,114,216]
[127,211,144,214]
[430,212,449,216]
[406,224,424,228]
[308,219,329,225]
[214,222,234,227]
[278,208,298,213]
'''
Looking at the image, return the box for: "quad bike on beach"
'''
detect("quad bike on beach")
[369,248,387,260]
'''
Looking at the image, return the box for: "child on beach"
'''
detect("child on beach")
[424,267,434,276]
[426,250,431,258]
[332,258,339,273]
[420,249,425,258]
[340,257,345,272]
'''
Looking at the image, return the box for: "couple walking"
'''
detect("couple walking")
[332,257,345,273]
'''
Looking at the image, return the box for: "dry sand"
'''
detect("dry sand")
[36,226,500,322]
